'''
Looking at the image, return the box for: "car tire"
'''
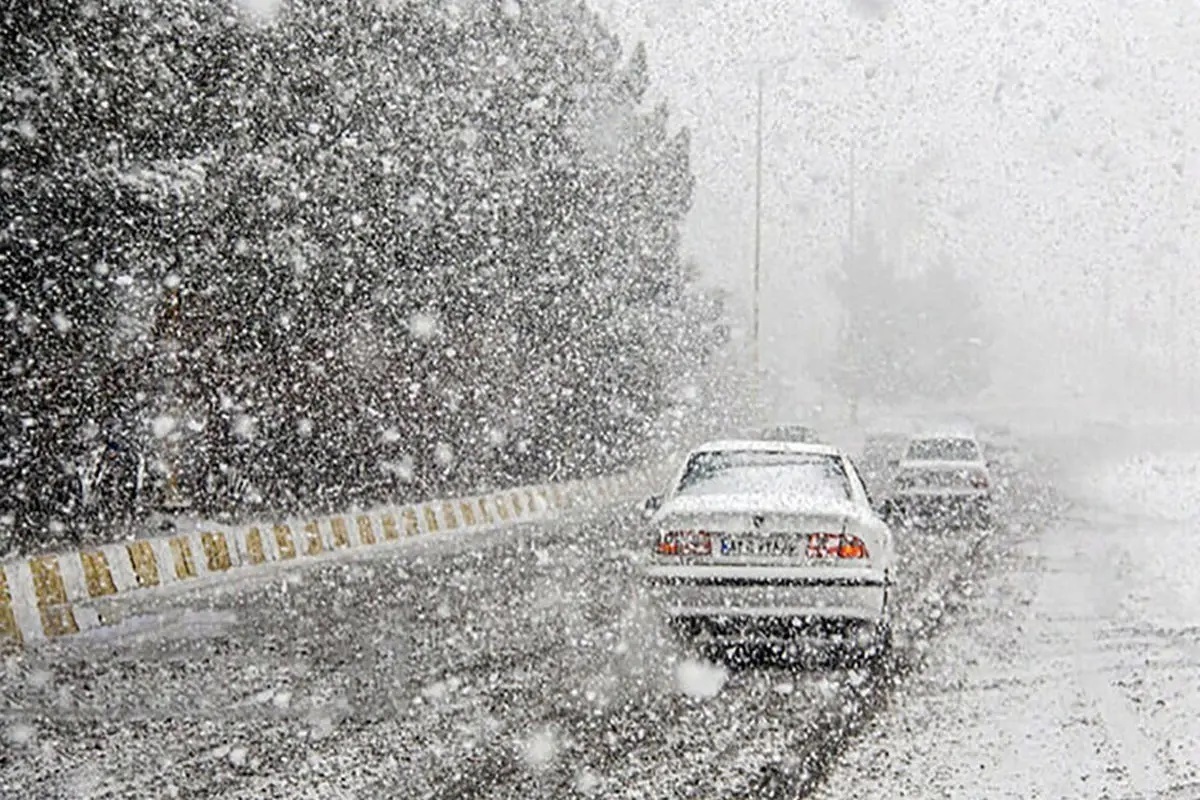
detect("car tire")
[865,577,894,667]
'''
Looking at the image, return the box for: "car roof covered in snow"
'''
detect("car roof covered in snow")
[686,439,842,457]
[908,423,978,440]
[756,422,819,433]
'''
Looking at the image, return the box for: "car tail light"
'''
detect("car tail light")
[655,530,712,556]
[837,535,868,559]
[806,533,869,560]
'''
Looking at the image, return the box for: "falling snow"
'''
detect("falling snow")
[674,658,728,699]
[5,723,35,747]
[232,415,256,441]
[433,443,455,468]
[3,2,1200,799]
[521,726,560,772]
[406,311,441,342]
[151,415,177,439]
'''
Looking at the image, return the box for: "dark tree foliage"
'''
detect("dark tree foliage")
[0,0,724,553]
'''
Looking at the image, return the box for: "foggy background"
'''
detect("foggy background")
[5,0,1197,552]
[597,0,1200,419]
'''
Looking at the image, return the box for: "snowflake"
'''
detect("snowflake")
[5,722,34,746]
[232,415,256,441]
[151,415,177,439]
[522,726,559,771]
[408,311,440,341]
[674,658,727,699]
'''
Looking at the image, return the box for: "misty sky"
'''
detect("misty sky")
[595,0,1200,410]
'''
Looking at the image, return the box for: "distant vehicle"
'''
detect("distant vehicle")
[752,423,823,444]
[886,429,993,527]
[974,421,1020,462]
[640,439,895,663]
[857,429,910,499]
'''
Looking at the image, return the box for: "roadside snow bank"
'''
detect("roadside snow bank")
[1063,448,1200,633]
[1069,450,1200,522]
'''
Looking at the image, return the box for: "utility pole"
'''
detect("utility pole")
[752,67,764,416]
[845,140,859,425]
[1170,259,1181,401]
[848,140,856,247]
[1101,265,1112,367]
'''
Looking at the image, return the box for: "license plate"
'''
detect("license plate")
[719,536,803,558]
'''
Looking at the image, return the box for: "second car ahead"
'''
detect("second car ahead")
[886,428,994,528]
[640,440,895,663]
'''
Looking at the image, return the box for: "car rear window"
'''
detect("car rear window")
[675,451,851,501]
[905,437,980,461]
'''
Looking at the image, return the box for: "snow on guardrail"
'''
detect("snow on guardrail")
[0,463,672,648]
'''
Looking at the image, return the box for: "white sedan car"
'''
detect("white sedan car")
[887,430,993,527]
[641,440,895,659]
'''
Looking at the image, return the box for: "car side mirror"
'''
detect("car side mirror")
[642,494,662,519]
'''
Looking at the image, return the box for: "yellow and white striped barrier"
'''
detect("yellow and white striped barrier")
[0,463,670,648]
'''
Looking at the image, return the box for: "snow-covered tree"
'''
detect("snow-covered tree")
[0,0,724,550]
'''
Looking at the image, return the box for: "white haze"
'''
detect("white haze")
[597,0,1200,420]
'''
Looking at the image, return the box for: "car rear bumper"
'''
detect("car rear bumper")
[643,565,889,628]
[890,492,991,514]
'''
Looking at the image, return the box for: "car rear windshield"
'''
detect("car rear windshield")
[905,437,980,461]
[675,451,851,501]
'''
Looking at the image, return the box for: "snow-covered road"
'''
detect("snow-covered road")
[818,444,1200,800]
[1,445,1051,799]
